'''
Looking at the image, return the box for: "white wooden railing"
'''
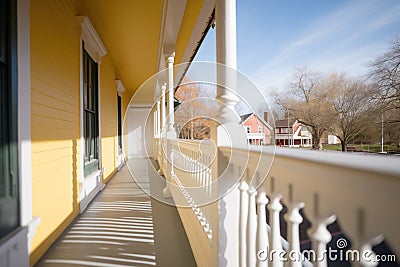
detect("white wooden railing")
[156,138,400,267]
[157,139,218,266]
[223,146,400,267]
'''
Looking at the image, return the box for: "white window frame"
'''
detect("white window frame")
[77,16,107,212]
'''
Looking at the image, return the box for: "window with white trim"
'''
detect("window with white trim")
[79,16,107,178]
[83,49,99,177]
[258,126,263,133]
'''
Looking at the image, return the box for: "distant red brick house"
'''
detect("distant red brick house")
[240,112,273,145]
[275,119,312,147]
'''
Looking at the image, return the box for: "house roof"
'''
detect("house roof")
[239,113,273,130]
[239,113,252,124]
[275,119,297,128]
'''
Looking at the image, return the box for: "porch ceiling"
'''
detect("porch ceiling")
[80,0,214,102]
[81,0,163,98]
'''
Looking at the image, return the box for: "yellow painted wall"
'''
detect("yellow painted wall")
[30,0,206,265]
[99,54,118,182]
[30,0,81,264]
[30,0,120,264]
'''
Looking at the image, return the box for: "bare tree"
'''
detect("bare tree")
[368,38,400,123]
[275,69,378,151]
[275,68,335,149]
[174,78,217,139]
[327,75,376,151]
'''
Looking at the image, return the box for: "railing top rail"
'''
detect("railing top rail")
[219,145,400,178]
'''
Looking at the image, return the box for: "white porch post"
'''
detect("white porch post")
[215,1,245,266]
[156,100,161,136]
[216,0,239,123]
[161,84,167,134]
[167,53,176,137]
[155,100,161,162]
[158,84,167,176]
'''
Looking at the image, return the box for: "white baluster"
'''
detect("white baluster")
[309,215,336,267]
[247,186,257,266]
[284,201,304,267]
[256,191,269,267]
[239,181,249,267]
[268,193,284,267]
[360,235,384,267]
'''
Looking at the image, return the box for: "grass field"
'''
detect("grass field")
[322,144,400,153]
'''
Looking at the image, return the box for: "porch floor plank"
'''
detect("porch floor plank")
[35,159,196,267]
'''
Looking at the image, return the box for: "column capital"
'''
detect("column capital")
[167,52,175,64]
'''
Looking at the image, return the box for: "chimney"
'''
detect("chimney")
[264,112,270,124]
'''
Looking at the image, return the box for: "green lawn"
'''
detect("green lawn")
[322,144,400,153]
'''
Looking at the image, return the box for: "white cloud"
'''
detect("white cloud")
[250,0,400,94]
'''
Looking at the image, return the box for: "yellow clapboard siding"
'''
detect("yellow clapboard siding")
[31,114,79,130]
[30,0,119,264]
[31,73,78,105]
[31,127,78,141]
[99,54,118,180]
[31,166,77,253]
[32,147,75,167]
[101,136,117,179]
[32,139,75,153]
[32,157,74,179]
[31,88,79,113]
[32,102,79,123]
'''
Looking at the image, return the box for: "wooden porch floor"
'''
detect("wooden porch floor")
[35,159,196,267]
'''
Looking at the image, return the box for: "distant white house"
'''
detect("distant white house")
[328,134,340,145]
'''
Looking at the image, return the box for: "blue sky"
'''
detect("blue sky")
[194,0,400,94]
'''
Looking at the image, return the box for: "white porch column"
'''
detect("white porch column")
[156,100,161,136]
[161,84,167,134]
[167,53,176,136]
[216,0,240,124]
[158,85,166,176]
[216,0,237,69]
[215,1,246,266]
